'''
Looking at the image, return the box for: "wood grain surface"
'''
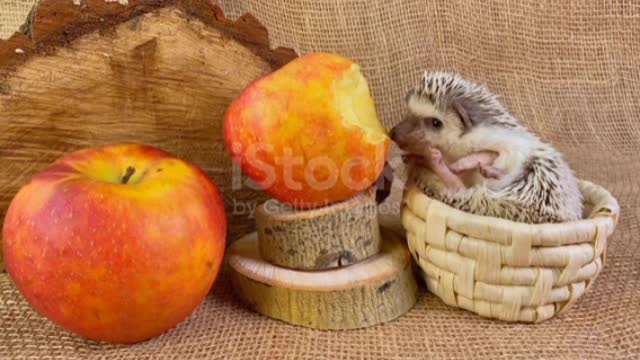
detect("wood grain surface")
[0,0,298,270]
[227,228,418,329]
[256,186,382,270]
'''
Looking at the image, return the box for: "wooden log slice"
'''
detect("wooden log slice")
[227,227,418,330]
[0,0,298,270]
[256,186,381,270]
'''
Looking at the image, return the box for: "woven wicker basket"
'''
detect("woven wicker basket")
[401,180,619,323]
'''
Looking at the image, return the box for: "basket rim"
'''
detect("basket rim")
[402,179,619,244]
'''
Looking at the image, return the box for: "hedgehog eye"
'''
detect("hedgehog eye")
[432,118,443,129]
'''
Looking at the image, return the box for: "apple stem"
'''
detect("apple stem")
[121,166,136,184]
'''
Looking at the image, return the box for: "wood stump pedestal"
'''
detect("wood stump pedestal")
[228,187,418,329]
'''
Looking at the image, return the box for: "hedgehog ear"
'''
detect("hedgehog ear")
[452,101,473,129]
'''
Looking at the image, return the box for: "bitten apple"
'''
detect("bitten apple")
[2,144,226,344]
[224,52,390,209]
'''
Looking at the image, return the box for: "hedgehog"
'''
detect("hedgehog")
[389,70,583,224]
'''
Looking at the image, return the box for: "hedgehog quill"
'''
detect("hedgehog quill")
[391,71,582,224]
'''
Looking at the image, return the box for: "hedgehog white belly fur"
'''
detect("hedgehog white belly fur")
[392,71,583,224]
[408,144,584,224]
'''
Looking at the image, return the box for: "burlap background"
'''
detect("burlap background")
[1,0,639,359]
[0,0,35,39]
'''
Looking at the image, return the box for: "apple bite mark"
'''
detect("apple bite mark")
[334,63,388,144]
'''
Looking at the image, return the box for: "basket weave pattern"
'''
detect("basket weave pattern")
[401,180,619,323]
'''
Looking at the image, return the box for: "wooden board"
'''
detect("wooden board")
[227,227,419,329]
[0,0,298,270]
[256,186,382,270]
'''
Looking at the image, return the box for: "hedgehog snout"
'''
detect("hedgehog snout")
[389,119,414,144]
[389,125,400,143]
[390,121,430,156]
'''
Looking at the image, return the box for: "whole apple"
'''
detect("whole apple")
[224,52,390,209]
[2,144,227,343]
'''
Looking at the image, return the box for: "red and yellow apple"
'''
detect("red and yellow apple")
[2,144,226,344]
[224,52,390,209]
